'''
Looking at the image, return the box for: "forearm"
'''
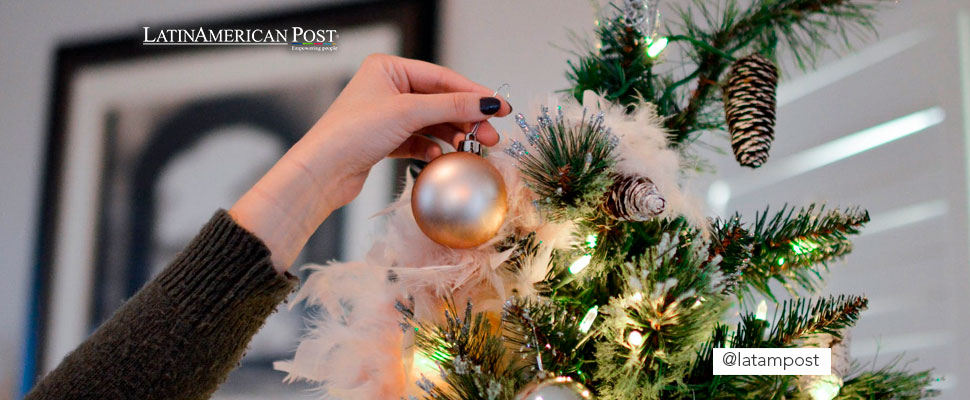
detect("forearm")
[230,129,359,272]
[27,210,296,400]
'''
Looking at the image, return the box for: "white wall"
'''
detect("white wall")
[1,0,967,398]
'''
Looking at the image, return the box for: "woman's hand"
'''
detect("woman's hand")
[229,54,512,272]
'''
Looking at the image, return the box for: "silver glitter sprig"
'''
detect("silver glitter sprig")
[504,139,528,159]
[515,113,542,145]
[621,0,661,40]
[590,110,621,150]
[604,132,620,150]
[416,375,435,395]
[452,355,471,375]
[513,107,621,154]
[395,300,414,333]
[485,381,502,400]
[537,106,553,128]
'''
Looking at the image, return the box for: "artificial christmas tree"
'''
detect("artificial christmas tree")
[276,1,938,399]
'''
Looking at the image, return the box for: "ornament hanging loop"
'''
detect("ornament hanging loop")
[460,83,511,155]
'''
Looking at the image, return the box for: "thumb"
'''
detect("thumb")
[396,92,506,130]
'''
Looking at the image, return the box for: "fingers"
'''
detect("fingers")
[389,121,501,162]
[416,124,464,149]
[397,92,512,132]
[417,123,498,148]
[473,121,500,146]
[390,55,493,95]
[389,135,441,161]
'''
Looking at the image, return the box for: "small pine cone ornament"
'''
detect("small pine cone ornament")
[723,54,779,168]
[603,175,666,221]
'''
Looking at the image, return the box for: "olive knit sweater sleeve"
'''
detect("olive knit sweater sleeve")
[26,210,298,400]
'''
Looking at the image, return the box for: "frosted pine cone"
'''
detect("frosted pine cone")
[723,54,779,168]
[604,175,665,221]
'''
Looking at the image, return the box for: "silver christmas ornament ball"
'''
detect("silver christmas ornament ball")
[411,151,508,249]
[515,376,593,400]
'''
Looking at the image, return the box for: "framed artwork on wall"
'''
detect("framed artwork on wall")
[25,1,437,398]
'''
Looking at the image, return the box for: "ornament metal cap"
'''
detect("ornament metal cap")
[457,83,508,157]
[458,113,487,155]
[457,138,482,155]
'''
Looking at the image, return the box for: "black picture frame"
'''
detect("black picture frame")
[24,0,437,395]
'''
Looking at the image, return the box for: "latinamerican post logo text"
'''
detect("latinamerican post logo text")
[142,27,339,52]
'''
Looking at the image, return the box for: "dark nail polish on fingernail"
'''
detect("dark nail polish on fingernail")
[480,97,500,115]
[508,103,513,114]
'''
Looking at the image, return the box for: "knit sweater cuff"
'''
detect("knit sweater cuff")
[155,209,297,328]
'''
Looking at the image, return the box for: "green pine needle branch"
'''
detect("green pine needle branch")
[763,294,867,346]
[712,204,870,299]
[404,300,523,400]
[837,358,939,399]
[517,108,618,220]
[501,297,595,385]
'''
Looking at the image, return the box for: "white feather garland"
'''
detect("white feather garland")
[273,262,407,399]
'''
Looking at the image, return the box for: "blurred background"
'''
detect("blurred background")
[0,0,967,399]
